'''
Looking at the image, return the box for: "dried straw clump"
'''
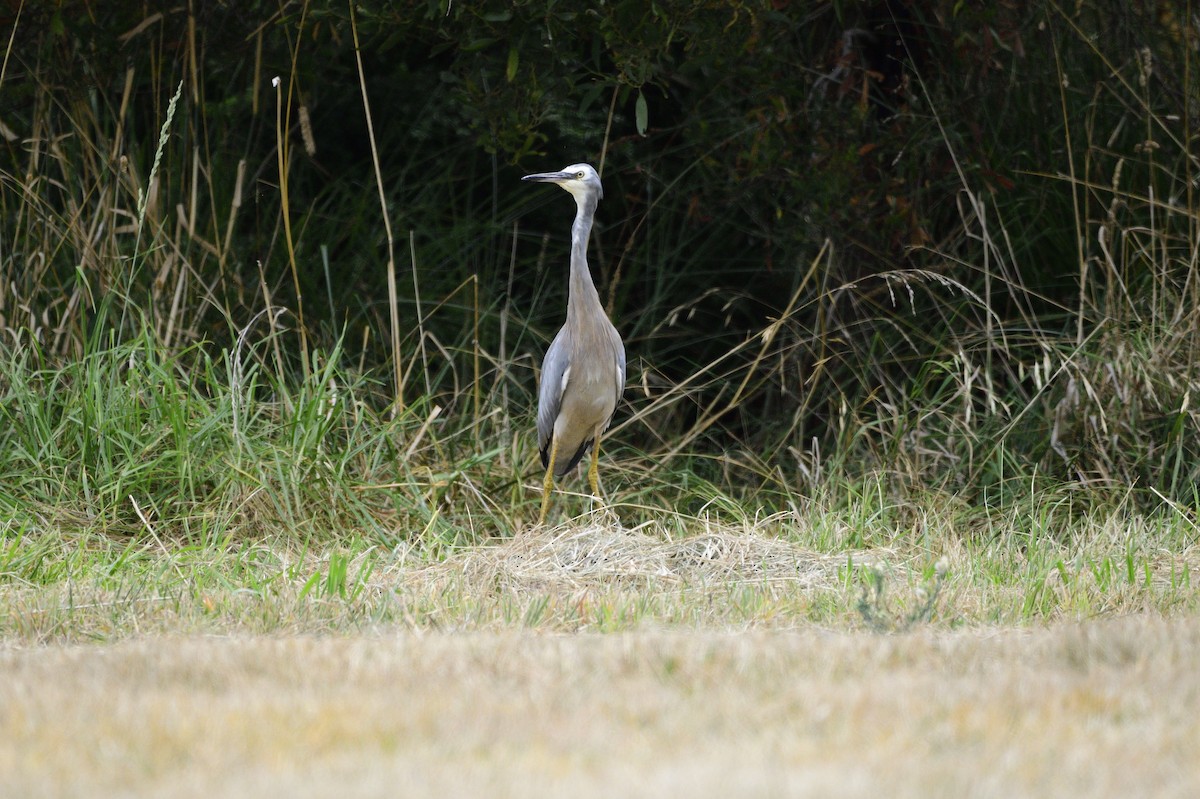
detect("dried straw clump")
[432,521,866,594]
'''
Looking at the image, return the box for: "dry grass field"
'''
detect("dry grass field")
[3,523,1198,797]
[2,618,1197,798]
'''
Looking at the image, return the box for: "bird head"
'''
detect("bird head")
[521,163,603,202]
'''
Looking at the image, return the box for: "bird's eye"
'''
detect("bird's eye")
[576,171,585,179]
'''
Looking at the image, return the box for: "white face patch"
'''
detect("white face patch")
[554,163,601,203]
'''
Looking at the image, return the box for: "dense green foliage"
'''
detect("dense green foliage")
[1,0,1198,525]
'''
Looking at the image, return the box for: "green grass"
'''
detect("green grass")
[2,407,1197,644]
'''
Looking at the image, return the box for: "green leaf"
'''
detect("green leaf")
[635,90,648,136]
[298,571,321,601]
[506,47,519,83]
[461,37,498,52]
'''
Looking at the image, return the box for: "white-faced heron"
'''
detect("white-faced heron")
[522,163,626,525]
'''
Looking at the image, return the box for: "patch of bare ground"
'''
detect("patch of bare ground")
[2,616,1198,798]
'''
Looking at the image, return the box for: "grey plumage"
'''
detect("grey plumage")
[522,163,626,523]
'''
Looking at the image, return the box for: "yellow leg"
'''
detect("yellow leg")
[538,437,560,526]
[587,430,603,499]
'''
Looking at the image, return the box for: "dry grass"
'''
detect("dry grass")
[2,616,1197,797]
[3,518,1198,795]
[5,516,1198,643]
[1,521,878,639]
[383,520,886,631]
[421,520,875,594]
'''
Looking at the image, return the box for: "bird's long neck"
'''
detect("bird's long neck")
[566,193,604,325]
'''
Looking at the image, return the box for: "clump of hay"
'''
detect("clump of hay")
[422,519,880,594]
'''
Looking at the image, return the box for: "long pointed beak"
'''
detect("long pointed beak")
[521,171,572,184]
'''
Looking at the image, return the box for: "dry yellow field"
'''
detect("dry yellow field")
[3,616,1197,798]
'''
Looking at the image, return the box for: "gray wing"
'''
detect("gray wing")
[607,331,626,430]
[537,326,571,458]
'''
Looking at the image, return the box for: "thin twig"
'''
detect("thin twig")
[349,1,402,412]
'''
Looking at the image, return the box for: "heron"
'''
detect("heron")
[522,163,626,525]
